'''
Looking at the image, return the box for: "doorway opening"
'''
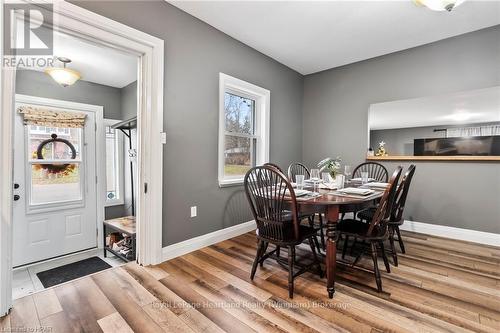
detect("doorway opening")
[1,1,164,315]
[12,27,139,298]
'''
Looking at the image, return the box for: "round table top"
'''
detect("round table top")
[295,183,385,206]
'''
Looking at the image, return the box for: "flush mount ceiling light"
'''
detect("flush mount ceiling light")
[45,57,81,87]
[414,0,466,11]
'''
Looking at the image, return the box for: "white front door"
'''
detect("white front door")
[13,97,98,267]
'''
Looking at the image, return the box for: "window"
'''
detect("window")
[219,73,270,187]
[104,119,124,206]
[27,125,83,206]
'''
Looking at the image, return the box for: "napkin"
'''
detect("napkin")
[351,177,376,182]
[364,182,389,189]
[285,189,311,197]
[338,187,375,196]
[319,183,338,190]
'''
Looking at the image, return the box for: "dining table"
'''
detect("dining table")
[295,184,384,298]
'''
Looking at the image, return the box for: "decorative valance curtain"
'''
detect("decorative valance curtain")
[446,124,500,138]
[18,106,87,128]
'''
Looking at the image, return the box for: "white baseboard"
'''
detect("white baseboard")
[162,221,256,262]
[400,220,500,247]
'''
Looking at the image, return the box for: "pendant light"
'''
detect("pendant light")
[414,0,466,12]
[45,57,81,87]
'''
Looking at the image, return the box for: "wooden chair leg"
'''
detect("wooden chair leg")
[349,238,358,255]
[308,237,323,278]
[276,246,281,259]
[389,228,398,266]
[260,242,269,267]
[379,241,391,273]
[318,214,326,250]
[370,242,383,292]
[312,234,322,254]
[288,246,295,298]
[340,212,346,220]
[251,240,264,280]
[395,226,405,253]
[342,235,349,259]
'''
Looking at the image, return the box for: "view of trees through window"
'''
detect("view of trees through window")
[224,92,255,176]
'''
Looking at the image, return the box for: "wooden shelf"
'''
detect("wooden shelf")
[366,155,500,162]
[104,246,133,262]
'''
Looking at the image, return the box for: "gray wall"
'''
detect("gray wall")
[16,70,122,119]
[120,81,137,121]
[303,26,500,233]
[370,122,500,156]
[72,1,304,246]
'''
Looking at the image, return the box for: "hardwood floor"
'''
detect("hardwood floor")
[1,230,499,332]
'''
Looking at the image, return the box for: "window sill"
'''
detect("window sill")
[104,200,124,208]
[218,178,244,188]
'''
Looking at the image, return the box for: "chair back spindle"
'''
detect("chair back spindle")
[367,166,402,236]
[287,162,310,182]
[391,165,416,223]
[353,162,389,182]
[244,166,300,242]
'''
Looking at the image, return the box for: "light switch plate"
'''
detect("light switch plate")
[190,206,197,218]
[161,132,167,144]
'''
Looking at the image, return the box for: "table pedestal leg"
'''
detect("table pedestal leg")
[326,205,339,298]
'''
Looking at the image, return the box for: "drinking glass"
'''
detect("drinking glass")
[310,169,320,181]
[296,175,305,190]
[361,171,369,184]
[344,165,352,181]
[322,172,330,183]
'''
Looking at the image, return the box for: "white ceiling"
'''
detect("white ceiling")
[18,27,137,88]
[169,0,500,75]
[369,86,500,130]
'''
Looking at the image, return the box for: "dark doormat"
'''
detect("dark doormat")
[36,256,112,288]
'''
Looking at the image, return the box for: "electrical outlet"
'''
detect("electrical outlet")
[190,206,197,218]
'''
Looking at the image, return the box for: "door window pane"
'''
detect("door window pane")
[224,135,252,177]
[224,92,255,135]
[28,125,82,160]
[30,163,82,205]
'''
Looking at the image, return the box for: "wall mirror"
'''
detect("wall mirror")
[368,86,500,161]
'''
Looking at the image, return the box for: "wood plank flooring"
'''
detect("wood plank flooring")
[1,231,499,332]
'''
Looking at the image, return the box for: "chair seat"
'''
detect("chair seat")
[358,207,405,227]
[337,219,387,240]
[256,224,318,245]
[357,207,377,221]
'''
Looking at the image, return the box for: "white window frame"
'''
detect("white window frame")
[103,119,125,207]
[218,73,270,187]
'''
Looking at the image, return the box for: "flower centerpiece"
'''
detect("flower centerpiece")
[318,156,342,180]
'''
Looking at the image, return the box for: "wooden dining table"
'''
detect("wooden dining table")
[296,186,384,298]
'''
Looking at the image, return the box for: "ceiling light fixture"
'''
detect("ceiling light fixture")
[414,0,466,12]
[45,57,81,87]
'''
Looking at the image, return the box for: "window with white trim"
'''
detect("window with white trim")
[104,119,124,206]
[218,73,270,187]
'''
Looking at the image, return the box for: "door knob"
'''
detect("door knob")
[13,183,19,189]
[13,195,20,201]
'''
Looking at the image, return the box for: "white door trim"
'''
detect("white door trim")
[0,0,164,315]
[14,94,105,262]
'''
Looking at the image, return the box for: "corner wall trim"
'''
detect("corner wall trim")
[162,221,256,262]
[400,220,500,247]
